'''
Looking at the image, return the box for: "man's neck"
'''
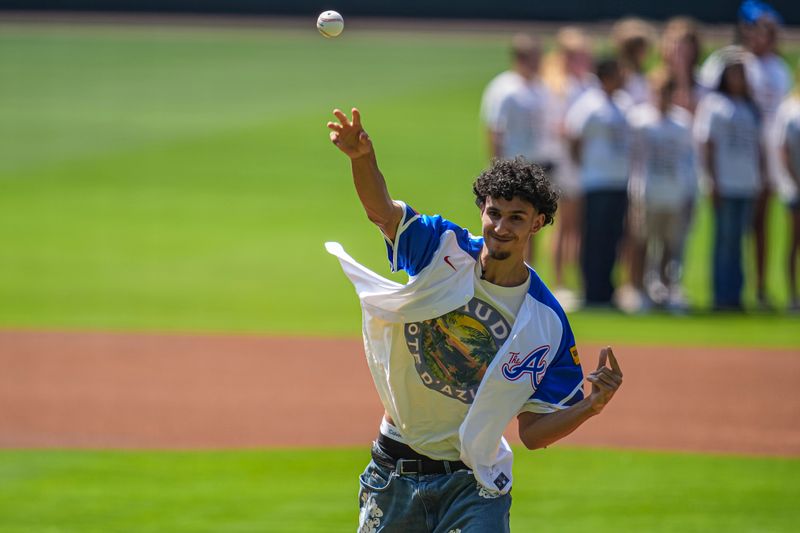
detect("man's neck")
[479,250,530,287]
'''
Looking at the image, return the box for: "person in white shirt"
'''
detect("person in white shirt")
[774,87,800,311]
[484,35,550,266]
[493,79,555,267]
[628,74,696,310]
[738,1,792,308]
[565,57,632,306]
[541,26,596,304]
[492,79,552,165]
[612,17,655,106]
[701,2,793,308]
[480,34,542,158]
[655,17,706,310]
[694,49,766,311]
[659,17,706,114]
[611,18,655,311]
[327,107,623,532]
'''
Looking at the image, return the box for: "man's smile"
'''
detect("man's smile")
[488,232,515,243]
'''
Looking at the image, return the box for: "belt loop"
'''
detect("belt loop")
[443,460,452,474]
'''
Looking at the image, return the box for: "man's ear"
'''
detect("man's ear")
[530,213,546,235]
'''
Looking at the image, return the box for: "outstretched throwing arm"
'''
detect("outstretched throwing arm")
[328,108,403,240]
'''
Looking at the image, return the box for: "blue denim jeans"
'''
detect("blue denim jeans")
[713,197,755,309]
[357,459,511,532]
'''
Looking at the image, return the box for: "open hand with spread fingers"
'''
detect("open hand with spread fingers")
[586,346,623,414]
[327,107,373,160]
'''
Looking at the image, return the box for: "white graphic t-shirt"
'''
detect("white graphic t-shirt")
[565,87,633,192]
[750,54,792,125]
[775,97,800,201]
[628,103,697,208]
[378,204,584,460]
[694,92,761,199]
[480,70,525,128]
[494,80,555,163]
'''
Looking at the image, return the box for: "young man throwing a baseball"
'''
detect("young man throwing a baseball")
[327,108,622,532]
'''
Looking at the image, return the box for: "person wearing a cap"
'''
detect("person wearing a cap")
[698,1,791,310]
[737,0,792,309]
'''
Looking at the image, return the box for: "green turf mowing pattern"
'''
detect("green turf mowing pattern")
[0,24,798,347]
[0,447,797,532]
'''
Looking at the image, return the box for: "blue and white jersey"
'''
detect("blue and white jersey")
[327,202,584,494]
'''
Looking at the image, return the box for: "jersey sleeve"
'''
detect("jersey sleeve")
[384,202,476,276]
[519,319,585,414]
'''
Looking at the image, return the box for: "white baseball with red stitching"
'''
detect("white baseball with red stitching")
[317,11,344,38]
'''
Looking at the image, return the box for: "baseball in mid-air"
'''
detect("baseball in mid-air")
[317,11,344,38]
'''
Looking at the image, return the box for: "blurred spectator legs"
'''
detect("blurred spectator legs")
[582,190,627,306]
[789,201,800,311]
[713,197,755,310]
[753,188,771,309]
[552,194,583,310]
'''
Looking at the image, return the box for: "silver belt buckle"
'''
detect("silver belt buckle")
[397,459,421,475]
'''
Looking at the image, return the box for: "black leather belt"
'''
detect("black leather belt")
[372,433,469,475]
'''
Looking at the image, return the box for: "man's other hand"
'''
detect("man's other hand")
[586,346,622,414]
[328,108,373,160]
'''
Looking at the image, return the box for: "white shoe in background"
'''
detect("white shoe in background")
[552,287,582,313]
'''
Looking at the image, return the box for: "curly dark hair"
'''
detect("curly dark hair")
[472,157,559,226]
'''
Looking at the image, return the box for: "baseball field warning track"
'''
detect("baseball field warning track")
[0,330,797,456]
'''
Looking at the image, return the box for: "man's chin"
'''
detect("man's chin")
[488,249,512,261]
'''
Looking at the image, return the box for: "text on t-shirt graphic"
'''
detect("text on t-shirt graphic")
[404,298,511,404]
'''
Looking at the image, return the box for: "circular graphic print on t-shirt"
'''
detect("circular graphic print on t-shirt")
[404,298,511,404]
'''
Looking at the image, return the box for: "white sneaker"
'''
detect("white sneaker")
[553,287,581,313]
[614,284,646,314]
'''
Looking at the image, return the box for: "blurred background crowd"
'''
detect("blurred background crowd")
[480,0,800,314]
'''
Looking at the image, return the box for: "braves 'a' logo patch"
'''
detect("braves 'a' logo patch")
[501,345,550,388]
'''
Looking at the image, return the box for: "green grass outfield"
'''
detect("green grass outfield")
[0,447,797,532]
[0,23,798,347]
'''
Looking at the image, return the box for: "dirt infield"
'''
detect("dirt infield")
[1,330,798,456]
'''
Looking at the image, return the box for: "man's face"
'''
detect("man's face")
[480,196,545,261]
